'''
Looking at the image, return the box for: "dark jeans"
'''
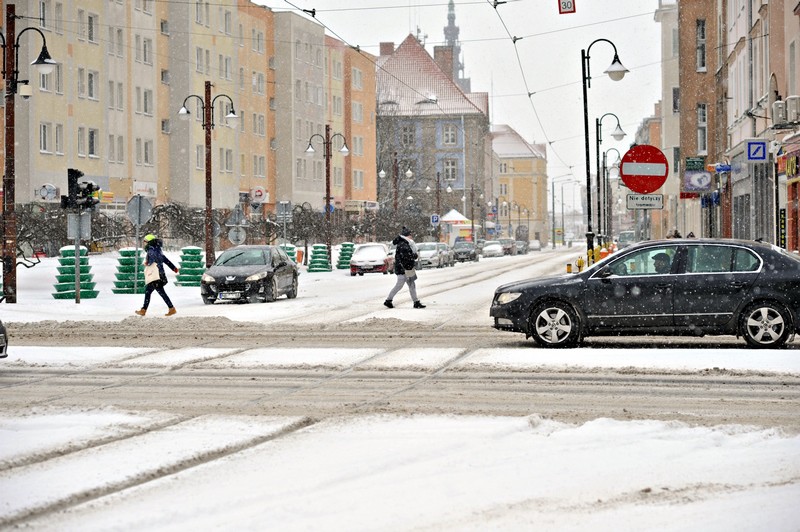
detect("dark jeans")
[142,281,173,309]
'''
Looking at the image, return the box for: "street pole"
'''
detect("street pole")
[393,153,399,212]
[203,81,213,267]
[2,8,17,303]
[551,187,556,249]
[324,124,332,262]
[436,172,441,242]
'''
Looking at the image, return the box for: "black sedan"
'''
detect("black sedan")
[452,241,479,262]
[491,239,800,348]
[201,245,299,304]
[0,319,7,358]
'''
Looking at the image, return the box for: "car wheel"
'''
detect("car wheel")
[202,296,215,305]
[351,272,357,276]
[529,301,581,348]
[286,275,298,299]
[739,302,791,348]
[265,277,278,302]
[358,272,364,276]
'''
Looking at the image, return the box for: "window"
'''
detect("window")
[196,145,204,169]
[443,124,457,145]
[671,28,679,57]
[116,29,124,56]
[40,70,51,92]
[108,135,115,162]
[352,102,363,123]
[54,2,63,33]
[352,68,363,89]
[353,136,363,156]
[697,103,708,154]
[87,71,98,99]
[353,170,364,190]
[225,149,233,172]
[88,129,99,157]
[135,35,142,62]
[78,9,86,40]
[107,82,115,108]
[77,127,85,156]
[257,73,265,94]
[258,115,265,136]
[196,48,203,72]
[295,80,301,100]
[161,119,170,134]
[143,89,153,115]
[444,159,457,182]
[790,42,797,96]
[144,140,154,165]
[87,14,98,43]
[39,123,51,152]
[672,87,680,113]
[55,124,63,154]
[205,50,210,75]
[117,136,124,162]
[160,19,169,35]
[117,82,124,110]
[224,10,232,34]
[161,69,170,84]
[39,0,50,28]
[401,125,414,147]
[135,87,142,113]
[332,95,342,115]
[135,138,142,164]
[77,68,85,97]
[696,19,706,72]
[196,1,203,24]
[143,38,153,65]
[334,167,343,187]
[55,64,63,93]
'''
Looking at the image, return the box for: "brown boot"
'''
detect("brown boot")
[165,307,177,316]
[135,308,146,316]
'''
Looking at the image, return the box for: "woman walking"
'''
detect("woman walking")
[135,234,179,316]
[384,226,426,309]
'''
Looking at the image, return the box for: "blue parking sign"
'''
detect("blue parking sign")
[431,214,440,226]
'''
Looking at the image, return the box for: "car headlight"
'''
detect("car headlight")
[246,271,269,282]
[201,273,216,283]
[496,292,522,305]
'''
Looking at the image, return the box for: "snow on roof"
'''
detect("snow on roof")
[491,124,546,159]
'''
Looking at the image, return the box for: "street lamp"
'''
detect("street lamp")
[379,155,412,213]
[502,201,509,237]
[178,81,238,268]
[603,148,622,242]
[425,171,451,241]
[305,124,349,263]
[595,113,625,244]
[581,38,628,264]
[1,5,57,304]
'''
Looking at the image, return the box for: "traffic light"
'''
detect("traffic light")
[76,180,100,210]
[60,168,83,209]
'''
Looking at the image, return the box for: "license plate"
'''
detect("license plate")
[362,266,373,270]
[220,292,241,300]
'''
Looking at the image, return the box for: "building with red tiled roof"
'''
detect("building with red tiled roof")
[376,35,491,230]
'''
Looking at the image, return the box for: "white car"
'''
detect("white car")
[481,240,504,258]
[350,243,393,276]
[529,239,542,251]
[416,242,442,269]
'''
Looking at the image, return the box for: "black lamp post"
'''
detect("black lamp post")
[305,124,349,263]
[595,113,626,245]
[1,5,57,303]
[603,147,622,243]
[379,154,412,214]
[581,38,628,264]
[178,81,238,268]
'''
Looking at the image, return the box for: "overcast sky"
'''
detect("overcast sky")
[264,0,663,187]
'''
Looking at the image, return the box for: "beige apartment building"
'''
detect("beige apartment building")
[1,2,375,225]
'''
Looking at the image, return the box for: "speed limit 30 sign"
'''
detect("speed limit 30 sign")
[558,0,576,14]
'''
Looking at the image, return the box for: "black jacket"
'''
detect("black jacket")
[392,235,417,274]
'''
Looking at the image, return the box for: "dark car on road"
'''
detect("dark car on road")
[452,241,479,262]
[491,239,800,348]
[0,319,7,358]
[201,245,299,304]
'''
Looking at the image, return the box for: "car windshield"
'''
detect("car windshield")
[484,241,501,247]
[215,249,268,267]
[454,242,473,249]
[418,243,437,251]
[352,245,386,260]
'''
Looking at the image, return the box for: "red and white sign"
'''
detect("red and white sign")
[558,0,576,14]
[619,144,669,194]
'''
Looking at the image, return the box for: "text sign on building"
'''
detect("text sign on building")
[558,0,576,14]
[746,139,768,161]
[626,194,663,210]
[619,144,669,194]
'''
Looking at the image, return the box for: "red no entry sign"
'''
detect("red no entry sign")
[619,144,669,194]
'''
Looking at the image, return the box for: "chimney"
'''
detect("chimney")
[379,42,395,56]
[433,46,454,81]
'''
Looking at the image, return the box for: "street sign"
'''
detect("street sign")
[626,194,663,210]
[126,195,153,226]
[558,0,576,14]
[619,144,669,194]
[431,214,440,226]
[228,226,247,245]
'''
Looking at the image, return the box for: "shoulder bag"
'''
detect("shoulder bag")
[144,263,160,285]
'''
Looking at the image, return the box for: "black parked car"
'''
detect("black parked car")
[491,239,800,348]
[0,319,7,358]
[452,241,479,262]
[201,245,299,304]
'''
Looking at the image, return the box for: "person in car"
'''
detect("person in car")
[653,252,672,274]
[384,226,426,309]
[136,234,179,316]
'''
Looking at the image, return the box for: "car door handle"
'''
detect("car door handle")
[655,283,671,289]
[729,281,747,288]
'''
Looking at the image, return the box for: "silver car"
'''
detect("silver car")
[0,319,7,358]
[416,242,442,269]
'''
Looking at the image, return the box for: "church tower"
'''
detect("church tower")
[443,0,471,92]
